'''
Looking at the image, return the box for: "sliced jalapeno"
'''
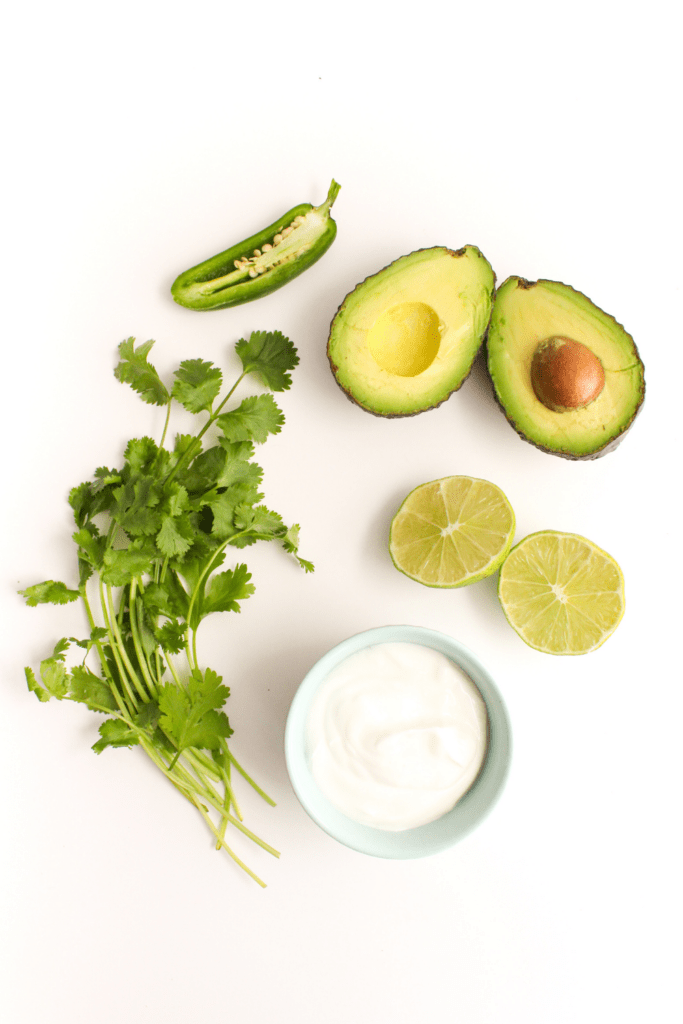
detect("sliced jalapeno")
[171,179,341,311]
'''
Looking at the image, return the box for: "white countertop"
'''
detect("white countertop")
[2,3,681,1021]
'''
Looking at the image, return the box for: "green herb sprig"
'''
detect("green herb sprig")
[21,331,312,887]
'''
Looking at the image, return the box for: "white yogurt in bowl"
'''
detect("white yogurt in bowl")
[306,642,488,831]
[285,625,511,859]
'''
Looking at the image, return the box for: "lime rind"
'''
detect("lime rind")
[389,476,516,589]
[498,530,625,655]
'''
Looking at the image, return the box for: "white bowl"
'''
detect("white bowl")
[285,625,511,859]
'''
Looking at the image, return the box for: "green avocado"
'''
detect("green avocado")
[327,246,495,416]
[486,277,645,459]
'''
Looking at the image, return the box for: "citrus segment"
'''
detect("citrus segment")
[389,476,516,588]
[498,530,624,655]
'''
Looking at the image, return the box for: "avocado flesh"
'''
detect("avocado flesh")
[487,278,645,458]
[328,246,495,416]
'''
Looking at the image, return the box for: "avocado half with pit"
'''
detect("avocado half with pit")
[486,278,645,459]
[327,246,495,416]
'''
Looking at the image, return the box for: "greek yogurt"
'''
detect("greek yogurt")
[305,641,488,831]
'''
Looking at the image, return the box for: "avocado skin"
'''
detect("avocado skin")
[327,246,495,418]
[486,277,645,460]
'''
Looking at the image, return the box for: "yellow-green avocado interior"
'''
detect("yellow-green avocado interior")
[487,278,645,458]
[328,246,495,416]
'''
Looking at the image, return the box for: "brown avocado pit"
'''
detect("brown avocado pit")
[486,277,645,459]
[530,336,605,413]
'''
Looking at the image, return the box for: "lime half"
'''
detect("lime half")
[389,476,516,588]
[498,530,625,655]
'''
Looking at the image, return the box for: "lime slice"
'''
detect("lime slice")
[498,530,625,655]
[389,476,516,588]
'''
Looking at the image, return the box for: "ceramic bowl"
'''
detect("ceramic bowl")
[284,624,511,859]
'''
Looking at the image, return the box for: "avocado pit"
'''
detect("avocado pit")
[531,336,605,413]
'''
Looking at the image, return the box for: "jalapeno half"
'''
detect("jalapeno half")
[171,179,341,311]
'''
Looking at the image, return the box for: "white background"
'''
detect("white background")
[2,2,681,1021]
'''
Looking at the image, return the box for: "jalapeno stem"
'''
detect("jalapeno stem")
[321,178,342,211]
[194,179,341,300]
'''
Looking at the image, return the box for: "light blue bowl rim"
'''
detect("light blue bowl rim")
[284,624,512,859]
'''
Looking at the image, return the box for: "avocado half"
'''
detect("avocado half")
[486,278,645,459]
[327,246,495,416]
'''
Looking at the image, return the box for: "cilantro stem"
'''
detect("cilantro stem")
[105,584,149,706]
[160,648,186,691]
[220,810,279,857]
[182,753,227,807]
[210,370,248,419]
[158,399,172,450]
[227,747,276,806]
[99,579,139,714]
[167,750,182,771]
[162,751,258,843]
[147,741,278,863]
[163,370,247,489]
[184,746,222,782]
[185,530,251,636]
[191,627,199,673]
[138,736,203,801]
[215,755,236,849]
[128,578,159,698]
[194,802,268,888]
[185,748,243,821]
[81,586,130,719]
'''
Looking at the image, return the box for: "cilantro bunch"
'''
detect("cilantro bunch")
[21,331,311,887]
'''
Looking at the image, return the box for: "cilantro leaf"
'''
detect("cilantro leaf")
[73,525,106,582]
[124,437,159,474]
[142,578,189,620]
[216,450,263,492]
[228,505,285,548]
[172,548,224,602]
[135,702,161,732]
[25,666,50,702]
[69,477,118,525]
[181,446,224,495]
[162,483,189,517]
[283,523,315,572]
[156,513,194,558]
[217,394,284,444]
[112,476,162,537]
[158,668,233,759]
[208,483,263,539]
[201,564,255,618]
[39,650,70,699]
[115,338,170,406]
[217,438,256,464]
[68,627,108,653]
[246,505,283,536]
[92,467,122,493]
[235,330,299,392]
[101,540,156,586]
[172,359,223,414]
[92,718,140,754]
[20,581,80,606]
[69,482,93,526]
[70,665,118,713]
[170,433,197,467]
[156,619,188,654]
